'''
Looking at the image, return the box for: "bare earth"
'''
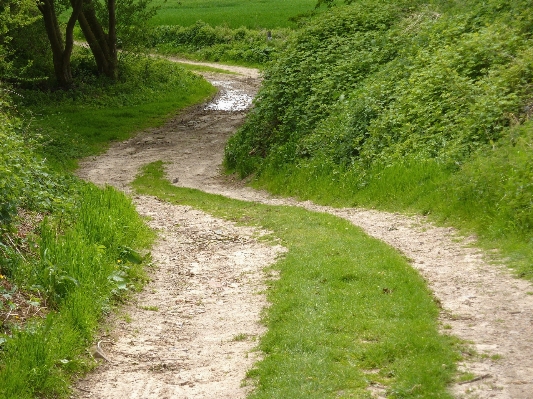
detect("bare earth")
[76,61,533,398]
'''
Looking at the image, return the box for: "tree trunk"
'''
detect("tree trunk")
[38,0,83,88]
[107,0,117,80]
[77,0,118,80]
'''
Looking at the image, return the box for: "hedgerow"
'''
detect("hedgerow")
[224,0,533,277]
[148,21,289,65]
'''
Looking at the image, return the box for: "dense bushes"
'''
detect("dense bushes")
[0,101,71,226]
[148,21,288,65]
[225,0,416,175]
[224,0,533,276]
[226,0,533,175]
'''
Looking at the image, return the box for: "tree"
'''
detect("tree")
[9,0,158,88]
[36,0,83,87]
[76,0,160,80]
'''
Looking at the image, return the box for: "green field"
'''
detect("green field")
[149,0,318,28]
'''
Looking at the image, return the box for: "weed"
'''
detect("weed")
[232,333,249,342]
[140,305,159,311]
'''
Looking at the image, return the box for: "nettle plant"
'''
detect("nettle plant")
[0,113,34,225]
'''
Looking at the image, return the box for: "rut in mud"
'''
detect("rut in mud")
[76,61,533,399]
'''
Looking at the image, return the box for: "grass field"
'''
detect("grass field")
[149,0,318,28]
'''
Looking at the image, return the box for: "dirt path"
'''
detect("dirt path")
[76,63,533,399]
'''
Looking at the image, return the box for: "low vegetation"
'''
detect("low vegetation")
[1,29,214,399]
[144,0,323,66]
[148,22,290,67]
[19,52,215,170]
[224,0,533,279]
[133,161,460,398]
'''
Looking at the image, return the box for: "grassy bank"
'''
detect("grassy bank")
[133,161,460,398]
[19,53,216,171]
[0,185,154,399]
[1,54,215,398]
[224,0,533,280]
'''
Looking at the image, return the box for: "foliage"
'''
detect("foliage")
[224,0,533,278]
[225,0,414,175]
[93,0,161,50]
[0,101,73,226]
[148,21,289,66]
[0,0,47,83]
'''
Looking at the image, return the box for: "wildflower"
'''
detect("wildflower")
[0,274,5,279]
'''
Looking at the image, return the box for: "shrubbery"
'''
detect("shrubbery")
[148,21,288,65]
[225,0,533,276]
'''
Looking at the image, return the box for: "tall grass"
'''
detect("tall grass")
[0,184,154,399]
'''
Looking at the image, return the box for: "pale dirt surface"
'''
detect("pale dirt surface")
[74,197,285,399]
[76,63,533,398]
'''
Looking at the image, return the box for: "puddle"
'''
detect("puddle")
[204,81,253,111]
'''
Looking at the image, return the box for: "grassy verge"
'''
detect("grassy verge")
[149,0,318,29]
[223,0,533,281]
[133,161,460,398]
[249,136,533,281]
[0,54,215,398]
[0,184,154,399]
[19,53,216,171]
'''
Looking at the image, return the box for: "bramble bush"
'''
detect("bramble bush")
[148,21,289,65]
[224,0,533,277]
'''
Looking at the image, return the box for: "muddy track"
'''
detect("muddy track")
[76,62,533,399]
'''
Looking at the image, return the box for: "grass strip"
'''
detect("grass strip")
[133,161,460,398]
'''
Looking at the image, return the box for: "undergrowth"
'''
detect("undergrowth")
[224,0,533,279]
[0,51,213,397]
[148,22,290,67]
[133,161,460,399]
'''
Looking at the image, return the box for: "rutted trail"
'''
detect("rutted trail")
[77,64,533,399]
